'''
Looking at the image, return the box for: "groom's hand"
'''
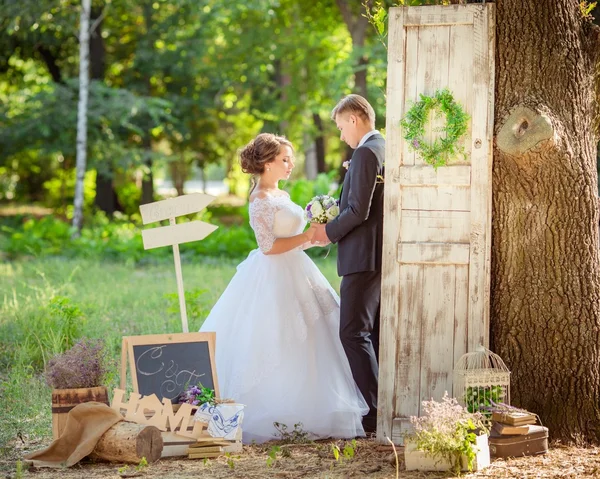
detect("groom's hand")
[311,224,331,245]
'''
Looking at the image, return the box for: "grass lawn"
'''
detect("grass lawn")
[0,256,340,461]
[4,257,600,478]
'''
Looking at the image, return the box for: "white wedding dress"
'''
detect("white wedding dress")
[200,194,368,444]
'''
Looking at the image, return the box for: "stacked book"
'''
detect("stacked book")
[489,409,548,458]
[187,437,231,460]
[491,410,537,435]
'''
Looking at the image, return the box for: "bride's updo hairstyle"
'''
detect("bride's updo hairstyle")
[240,133,293,175]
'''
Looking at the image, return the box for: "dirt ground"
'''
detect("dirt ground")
[3,438,600,479]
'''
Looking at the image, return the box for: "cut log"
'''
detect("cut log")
[90,421,163,463]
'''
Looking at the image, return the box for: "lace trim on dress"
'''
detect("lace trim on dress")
[248,195,289,253]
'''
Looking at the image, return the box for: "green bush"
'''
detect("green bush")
[1,174,345,262]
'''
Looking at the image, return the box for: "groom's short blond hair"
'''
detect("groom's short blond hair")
[331,94,376,128]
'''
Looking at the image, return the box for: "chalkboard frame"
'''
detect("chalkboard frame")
[120,332,219,401]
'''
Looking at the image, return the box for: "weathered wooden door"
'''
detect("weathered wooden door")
[378,4,495,444]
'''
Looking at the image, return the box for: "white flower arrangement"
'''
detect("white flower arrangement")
[305,195,339,224]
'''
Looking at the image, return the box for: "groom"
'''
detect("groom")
[312,94,385,433]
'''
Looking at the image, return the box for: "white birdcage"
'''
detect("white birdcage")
[453,346,511,416]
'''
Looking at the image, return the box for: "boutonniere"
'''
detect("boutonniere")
[342,160,351,170]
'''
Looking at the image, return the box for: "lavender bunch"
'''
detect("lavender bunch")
[408,392,488,474]
[45,338,109,389]
[178,383,216,406]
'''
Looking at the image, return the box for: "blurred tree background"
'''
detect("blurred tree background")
[0,0,388,222]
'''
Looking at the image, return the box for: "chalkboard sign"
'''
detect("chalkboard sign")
[120,332,219,403]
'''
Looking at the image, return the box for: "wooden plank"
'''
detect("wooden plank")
[140,193,216,225]
[400,210,470,244]
[404,6,473,27]
[401,21,421,167]
[394,265,424,421]
[377,6,405,444]
[414,23,450,166]
[392,418,412,445]
[452,265,469,397]
[399,165,471,185]
[120,337,128,390]
[467,4,494,351]
[169,217,189,333]
[401,185,470,211]
[399,242,470,265]
[447,23,474,165]
[420,265,455,402]
[142,221,218,250]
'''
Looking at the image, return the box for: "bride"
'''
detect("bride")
[199,133,368,444]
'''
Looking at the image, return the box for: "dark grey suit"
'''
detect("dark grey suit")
[325,133,385,431]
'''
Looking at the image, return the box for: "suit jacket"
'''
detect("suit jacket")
[326,133,385,277]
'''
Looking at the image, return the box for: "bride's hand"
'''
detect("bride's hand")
[304,224,317,242]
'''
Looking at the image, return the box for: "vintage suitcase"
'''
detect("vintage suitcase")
[489,425,548,458]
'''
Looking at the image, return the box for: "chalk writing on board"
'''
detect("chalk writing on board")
[136,345,206,399]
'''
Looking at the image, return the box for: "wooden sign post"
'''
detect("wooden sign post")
[140,193,218,333]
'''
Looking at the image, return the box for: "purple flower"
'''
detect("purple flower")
[192,399,200,405]
[307,212,313,219]
[307,204,312,211]
[412,139,420,149]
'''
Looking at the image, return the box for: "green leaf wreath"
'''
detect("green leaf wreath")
[400,88,470,169]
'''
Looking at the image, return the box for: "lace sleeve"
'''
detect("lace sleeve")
[249,197,277,253]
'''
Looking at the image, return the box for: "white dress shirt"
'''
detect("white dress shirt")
[357,129,379,148]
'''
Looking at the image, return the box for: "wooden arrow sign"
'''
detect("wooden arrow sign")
[142,221,218,250]
[140,193,218,333]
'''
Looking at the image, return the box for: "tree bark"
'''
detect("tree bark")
[89,422,163,464]
[313,112,326,173]
[72,0,91,237]
[141,143,154,205]
[169,157,189,196]
[90,5,120,217]
[335,0,371,98]
[140,2,155,205]
[491,0,600,443]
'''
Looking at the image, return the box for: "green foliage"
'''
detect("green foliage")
[0,256,340,456]
[0,211,257,263]
[225,452,236,469]
[465,386,505,418]
[273,422,311,444]
[266,445,281,468]
[332,439,357,463]
[164,288,209,324]
[400,89,470,169]
[3,294,85,371]
[117,457,148,477]
[0,364,52,453]
[407,393,488,475]
[580,1,598,20]
[285,171,339,211]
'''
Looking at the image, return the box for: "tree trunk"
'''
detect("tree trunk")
[169,158,188,196]
[91,5,120,217]
[89,422,163,464]
[200,164,207,193]
[335,0,370,98]
[140,2,155,205]
[313,112,326,173]
[72,0,91,237]
[491,0,600,443]
[141,146,154,205]
[304,130,318,180]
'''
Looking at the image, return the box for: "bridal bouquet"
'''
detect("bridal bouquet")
[305,195,339,224]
